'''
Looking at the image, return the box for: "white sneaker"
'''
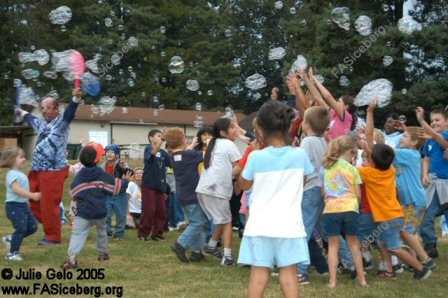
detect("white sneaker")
[5,253,23,261]
[2,235,11,252]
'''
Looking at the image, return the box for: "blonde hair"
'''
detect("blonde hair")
[405,126,425,149]
[0,146,22,168]
[322,135,356,169]
[373,129,385,144]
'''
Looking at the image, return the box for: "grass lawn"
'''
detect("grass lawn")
[0,160,447,297]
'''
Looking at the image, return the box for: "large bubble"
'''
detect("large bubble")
[98,96,116,115]
[18,86,39,107]
[331,7,350,30]
[268,47,286,60]
[382,56,394,66]
[168,56,185,74]
[49,6,72,25]
[245,73,267,90]
[81,72,101,96]
[398,17,422,35]
[274,1,283,9]
[354,78,393,107]
[354,15,372,36]
[290,55,308,73]
[186,79,200,91]
[339,76,350,87]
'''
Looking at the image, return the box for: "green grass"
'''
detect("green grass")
[0,161,447,297]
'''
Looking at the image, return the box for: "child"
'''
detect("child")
[237,100,313,297]
[320,135,367,288]
[62,146,131,268]
[357,102,432,280]
[416,107,448,258]
[1,146,40,261]
[126,167,143,229]
[195,126,213,152]
[99,144,130,239]
[164,127,209,263]
[138,129,172,241]
[297,106,330,284]
[196,117,242,265]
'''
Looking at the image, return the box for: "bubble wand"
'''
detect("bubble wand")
[70,50,85,89]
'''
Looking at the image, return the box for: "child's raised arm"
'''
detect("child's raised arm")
[286,73,308,117]
[297,68,326,109]
[362,100,377,156]
[416,107,448,150]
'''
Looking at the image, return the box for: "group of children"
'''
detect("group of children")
[1,68,447,297]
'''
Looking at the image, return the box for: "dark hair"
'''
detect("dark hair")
[79,146,98,167]
[203,118,232,169]
[371,143,395,171]
[148,129,162,138]
[195,126,213,151]
[387,112,400,121]
[256,100,296,146]
[341,95,358,131]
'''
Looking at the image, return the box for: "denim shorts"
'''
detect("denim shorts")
[377,218,404,250]
[402,205,424,234]
[323,211,358,237]
[237,236,309,269]
[357,213,377,243]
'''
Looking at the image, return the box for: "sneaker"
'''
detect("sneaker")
[38,238,61,246]
[413,267,432,280]
[61,259,78,269]
[377,271,397,279]
[424,246,439,259]
[203,245,223,260]
[401,264,415,272]
[2,235,11,252]
[221,256,235,266]
[393,264,404,274]
[176,221,188,230]
[362,258,374,270]
[168,226,178,232]
[151,236,165,242]
[98,253,110,261]
[137,236,150,242]
[5,253,23,261]
[189,251,205,262]
[297,274,310,285]
[421,258,437,270]
[171,242,189,263]
[271,271,279,277]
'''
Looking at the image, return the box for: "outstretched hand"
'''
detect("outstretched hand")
[415,107,425,123]
[72,88,83,98]
[367,100,377,112]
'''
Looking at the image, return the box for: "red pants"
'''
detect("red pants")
[28,167,69,242]
[138,187,167,238]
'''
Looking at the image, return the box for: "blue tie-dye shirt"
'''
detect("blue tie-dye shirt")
[24,99,79,171]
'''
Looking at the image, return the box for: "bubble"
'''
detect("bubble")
[239,25,246,32]
[20,19,28,25]
[120,33,126,40]
[32,49,50,65]
[233,58,241,68]
[383,4,390,12]
[339,76,350,87]
[105,75,112,80]
[224,106,235,119]
[274,62,281,69]
[98,96,116,115]
[111,53,121,65]
[160,26,166,34]
[160,51,166,57]
[186,79,200,91]
[37,81,43,87]
[127,36,139,47]
[18,52,33,63]
[398,17,422,35]
[18,86,39,107]
[354,15,372,36]
[194,115,204,128]
[118,24,124,31]
[331,7,350,30]
[399,115,407,124]
[290,55,308,73]
[161,77,167,83]
[168,56,185,74]
[158,104,165,110]
[110,10,115,17]
[129,143,141,160]
[97,0,104,5]
[197,91,202,96]
[353,78,393,107]
[121,107,128,114]
[108,39,113,45]
[43,71,58,79]
[386,41,392,47]
[91,105,99,114]
[153,109,159,117]
[274,1,283,9]
[244,73,266,90]
[268,47,286,60]
[382,56,394,66]
[224,27,233,38]
[21,69,34,80]
[3,74,9,80]
[13,79,22,87]
[30,45,36,51]
[289,7,296,14]
[315,75,325,83]
[130,72,137,79]
[104,17,113,27]
[153,96,159,104]
[81,73,100,96]
[49,6,72,25]
[195,102,202,111]
[127,79,134,87]
[401,88,407,95]
[326,19,332,25]
[207,89,214,96]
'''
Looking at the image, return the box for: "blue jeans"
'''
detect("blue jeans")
[298,186,324,275]
[177,203,209,252]
[168,192,185,227]
[6,202,38,254]
[106,193,128,238]
[420,191,448,247]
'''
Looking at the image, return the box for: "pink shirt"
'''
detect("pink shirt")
[329,109,352,140]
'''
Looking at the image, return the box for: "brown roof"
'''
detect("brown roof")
[74,105,247,126]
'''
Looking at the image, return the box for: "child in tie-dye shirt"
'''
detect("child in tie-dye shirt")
[319,135,366,288]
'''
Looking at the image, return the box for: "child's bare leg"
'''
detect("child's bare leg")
[327,236,339,288]
[248,266,270,298]
[222,222,233,249]
[389,248,424,272]
[378,243,393,272]
[278,265,300,298]
[346,235,367,285]
[400,231,430,261]
[211,224,223,241]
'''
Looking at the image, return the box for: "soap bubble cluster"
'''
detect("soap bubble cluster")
[245,73,267,90]
[331,7,350,30]
[186,79,200,91]
[290,55,308,73]
[354,15,372,36]
[49,6,72,25]
[398,17,422,35]
[354,78,393,107]
[268,47,286,60]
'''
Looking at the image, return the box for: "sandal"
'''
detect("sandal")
[98,253,110,261]
[377,270,397,279]
[61,260,78,269]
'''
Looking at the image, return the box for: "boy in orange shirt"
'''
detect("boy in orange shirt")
[357,101,432,280]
